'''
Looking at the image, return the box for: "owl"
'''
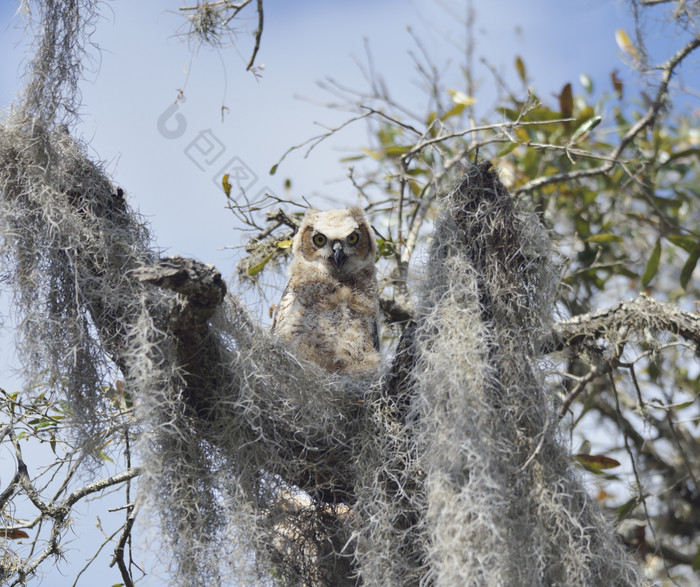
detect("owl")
[272,207,381,375]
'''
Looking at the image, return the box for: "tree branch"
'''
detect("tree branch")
[63,468,141,510]
[558,362,612,418]
[246,0,264,71]
[110,502,139,587]
[547,293,700,351]
[516,34,700,194]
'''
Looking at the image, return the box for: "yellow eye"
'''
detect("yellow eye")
[312,233,327,247]
[347,231,359,246]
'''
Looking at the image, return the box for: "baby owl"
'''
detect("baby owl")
[272,207,381,374]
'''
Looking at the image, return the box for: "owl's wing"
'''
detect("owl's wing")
[372,318,380,352]
[271,282,292,332]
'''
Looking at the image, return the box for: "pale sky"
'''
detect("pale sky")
[0,0,690,584]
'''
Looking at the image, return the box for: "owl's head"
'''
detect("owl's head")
[291,207,376,277]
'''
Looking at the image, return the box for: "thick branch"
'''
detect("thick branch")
[379,296,414,325]
[548,293,700,351]
[134,256,227,416]
[133,256,226,333]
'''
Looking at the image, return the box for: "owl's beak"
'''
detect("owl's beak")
[331,242,348,270]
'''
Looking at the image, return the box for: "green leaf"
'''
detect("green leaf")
[616,495,642,522]
[618,267,638,279]
[29,417,57,430]
[571,115,602,143]
[124,390,133,409]
[383,145,412,157]
[586,233,622,244]
[680,244,700,289]
[276,240,293,249]
[361,148,382,161]
[248,251,275,277]
[269,163,279,175]
[575,217,591,238]
[515,55,526,83]
[339,154,366,163]
[376,238,395,257]
[99,451,114,463]
[498,107,520,121]
[692,545,700,572]
[573,106,596,130]
[440,103,466,121]
[641,239,661,287]
[496,142,520,157]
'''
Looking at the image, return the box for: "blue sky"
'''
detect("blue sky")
[1,0,696,585]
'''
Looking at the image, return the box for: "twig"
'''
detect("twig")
[110,502,140,587]
[246,0,263,71]
[609,372,675,582]
[514,409,550,474]
[558,362,611,418]
[71,525,123,587]
[401,117,576,162]
[664,411,699,489]
[10,461,142,584]
[272,111,374,172]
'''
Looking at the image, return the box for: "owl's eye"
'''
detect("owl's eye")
[312,233,327,247]
[346,231,360,246]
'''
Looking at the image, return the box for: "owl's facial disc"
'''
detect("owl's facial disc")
[330,241,348,271]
